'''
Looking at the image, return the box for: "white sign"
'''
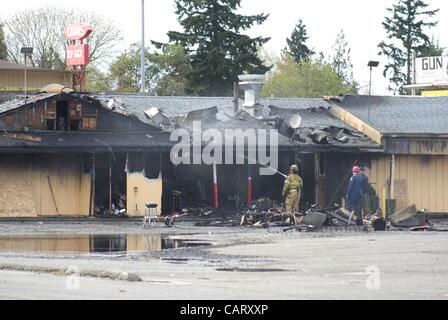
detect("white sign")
[415,56,448,84]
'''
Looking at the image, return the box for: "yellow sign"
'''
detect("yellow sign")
[422,90,448,97]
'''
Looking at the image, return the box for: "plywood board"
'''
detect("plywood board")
[0,182,37,217]
[0,154,91,217]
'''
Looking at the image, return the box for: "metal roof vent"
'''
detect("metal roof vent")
[238,74,266,118]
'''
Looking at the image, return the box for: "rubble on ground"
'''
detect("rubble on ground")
[149,197,446,233]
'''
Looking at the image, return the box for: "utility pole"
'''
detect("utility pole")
[140,0,146,93]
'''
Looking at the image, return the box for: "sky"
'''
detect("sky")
[1,0,447,95]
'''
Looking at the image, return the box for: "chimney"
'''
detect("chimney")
[238,74,265,118]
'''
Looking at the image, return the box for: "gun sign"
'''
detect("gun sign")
[64,22,92,41]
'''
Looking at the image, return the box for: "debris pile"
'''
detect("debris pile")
[150,198,443,234]
[389,204,429,231]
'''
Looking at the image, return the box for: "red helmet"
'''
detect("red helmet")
[352,166,360,173]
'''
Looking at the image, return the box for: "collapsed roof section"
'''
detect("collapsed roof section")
[0,92,173,153]
[0,92,386,154]
[0,91,165,132]
[92,94,383,153]
[268,104,381,152]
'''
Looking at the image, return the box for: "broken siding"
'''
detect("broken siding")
[365,155,448,213]
[0,154,91,217]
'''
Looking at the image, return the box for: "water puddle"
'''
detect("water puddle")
[216,267,289,272]
[0,234,212,254]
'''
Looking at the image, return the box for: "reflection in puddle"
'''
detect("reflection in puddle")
[0,234,212,254]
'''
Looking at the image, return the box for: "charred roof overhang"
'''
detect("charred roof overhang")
[268,105,382,153]
[0,131,173,154]
[384,136,448,155]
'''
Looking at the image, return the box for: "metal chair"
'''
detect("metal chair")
[170,191,182,213]
[143,203,158,228]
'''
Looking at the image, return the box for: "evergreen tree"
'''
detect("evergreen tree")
[0,24,7,60]
[168,0,270,96]
[285,19,314,63]
[419,36,444,57]
[378,0,439,93]
[331,30,358,93]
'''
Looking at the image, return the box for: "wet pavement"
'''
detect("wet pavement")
[0,220,447,299]
[0,234,212,254]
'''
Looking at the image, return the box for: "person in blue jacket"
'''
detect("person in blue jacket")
[346,166,364,225]
[359,166,370,217]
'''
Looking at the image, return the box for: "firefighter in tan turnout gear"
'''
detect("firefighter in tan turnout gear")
[283,164,303,214]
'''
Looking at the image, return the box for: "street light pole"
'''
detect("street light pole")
[367,61,379,123]
[367,61,379,96]
[140,0,146,93]
[24,54,27,98]
[21,47,33,100]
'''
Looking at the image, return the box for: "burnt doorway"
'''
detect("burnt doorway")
[56,100,68,131]
[316,153,327,208]
[297,153,316,210]
[93,153,127,215]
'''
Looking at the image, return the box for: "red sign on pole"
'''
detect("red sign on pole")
[64,22,93,41]
[67,44,90,66]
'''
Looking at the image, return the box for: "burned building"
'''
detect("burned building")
[267,100,382,209]
[101,93,381,212]
[2,82,445,218]
[0,88,172,218]
[328,95,448,214]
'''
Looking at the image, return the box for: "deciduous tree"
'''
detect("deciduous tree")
[0,24,7,60]
[4,6,122,70]
[149,44,192,96]
[262,54,356,98]
[108,43,160,93]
